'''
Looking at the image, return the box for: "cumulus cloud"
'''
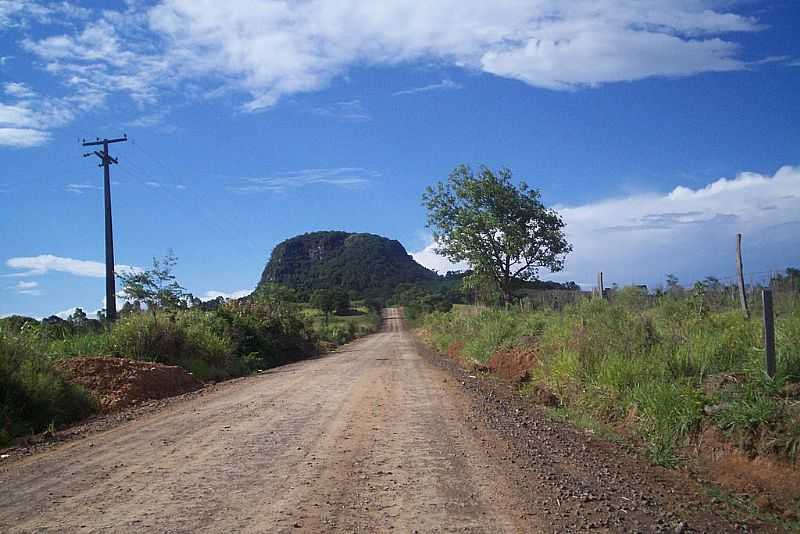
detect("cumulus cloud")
[202,289,253,301]
[0,127,50,147]
[412,165,800,287]
[411,240,469,275]
[229,167,378,194]
[4,255,140,278]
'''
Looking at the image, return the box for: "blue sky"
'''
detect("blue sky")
[1,0,799,318]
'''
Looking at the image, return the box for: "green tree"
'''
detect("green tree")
[67,307,88,329]
[665,273,682,295]
[311,289,337,323]
[461,268,503,306]
[422,165,571,304]
[117,250,186,316]
[332,288,350,315]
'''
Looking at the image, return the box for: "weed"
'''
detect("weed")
[421,288,800,467]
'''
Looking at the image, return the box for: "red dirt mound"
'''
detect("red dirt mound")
[690,426,800,519]
[486,345,538,383]
[55,357,204,412]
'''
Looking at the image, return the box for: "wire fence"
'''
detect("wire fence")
[507,270,800,314]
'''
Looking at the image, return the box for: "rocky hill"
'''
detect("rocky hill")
[258,231,438,296]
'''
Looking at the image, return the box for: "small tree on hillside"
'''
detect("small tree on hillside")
[117,250,186,316]
[423,165,572,304]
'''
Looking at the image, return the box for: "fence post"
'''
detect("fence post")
[763,289,776,378]
[596,271,605,300]
[736,233,750,319]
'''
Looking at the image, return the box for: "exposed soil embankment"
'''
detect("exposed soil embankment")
[55,357,204,412]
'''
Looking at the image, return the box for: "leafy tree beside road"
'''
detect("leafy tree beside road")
[117,250,187,316]
[422,165,572,304]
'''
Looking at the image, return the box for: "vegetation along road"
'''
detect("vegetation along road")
[1,309,756,532]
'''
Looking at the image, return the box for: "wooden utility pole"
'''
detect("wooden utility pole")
[596,271,605,299]
[82,135,127,322]
[762,289,776,378]
[736,233,749,319]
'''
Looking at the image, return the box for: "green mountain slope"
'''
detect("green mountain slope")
[258,231,438,296]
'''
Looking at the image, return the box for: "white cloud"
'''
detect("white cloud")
[10,280,42,296]
[143,181,187,190]
[202,289,253,300]
[4,255,141,278]
[412,240,469,275]
[393,79,461,96]
[229,167,377,194]
[310,99,371,122]
[0,127,50,147]
[125,109,169,128]
[65,183,98,194]
[7,0,765,121]
[4,82,35,98]
[0,85,80,147]
[145,0,760,110]
[55,306,80,320]
[0,0,89,27]
[413,165,800,287]
[0,1,777,146]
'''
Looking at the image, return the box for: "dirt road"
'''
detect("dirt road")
[0,309,760,532]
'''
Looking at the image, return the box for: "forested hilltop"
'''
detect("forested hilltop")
[259,231,438,298]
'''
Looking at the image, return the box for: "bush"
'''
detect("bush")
[0,326,95,445]
[217,298,317,368]
[109,311,235,381]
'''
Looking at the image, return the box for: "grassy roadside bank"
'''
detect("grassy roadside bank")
[1,298,380,446]
[416,291,800,518]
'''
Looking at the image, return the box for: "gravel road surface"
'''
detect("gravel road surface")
[0,309,765,532]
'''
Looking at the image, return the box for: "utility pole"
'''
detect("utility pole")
[82,135,127,323]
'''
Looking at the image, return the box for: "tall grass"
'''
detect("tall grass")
[423,290,800,466]
[0,325,96,446]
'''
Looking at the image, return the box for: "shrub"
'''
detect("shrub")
[0,326,95,445]
[109,311,234,381]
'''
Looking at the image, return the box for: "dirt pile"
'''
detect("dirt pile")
[486,345,538,383]
[55,357,204,412]
[691,426,800,520]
